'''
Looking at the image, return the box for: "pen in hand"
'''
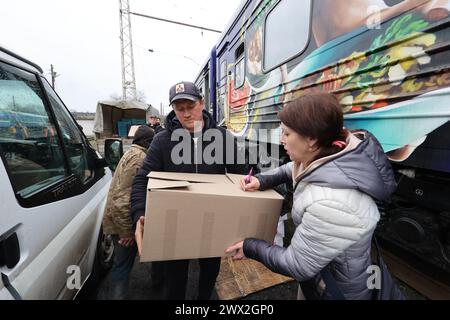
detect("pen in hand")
[244,167,253,184]
[240,168,260,192]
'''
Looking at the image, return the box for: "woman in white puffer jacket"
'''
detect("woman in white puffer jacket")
[226,93,397,300]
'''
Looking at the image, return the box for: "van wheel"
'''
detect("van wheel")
[77,228,115,300]
[92,227,115,280]
[97,232,115,276]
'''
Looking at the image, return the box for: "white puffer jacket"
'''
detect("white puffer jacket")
[243,131,397,299]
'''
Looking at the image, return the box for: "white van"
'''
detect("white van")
[0,47,115,299]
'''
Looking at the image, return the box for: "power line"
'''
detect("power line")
[128,11,222,34]
[135,43,201,66]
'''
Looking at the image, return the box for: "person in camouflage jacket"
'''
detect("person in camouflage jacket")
[102,125,154,299]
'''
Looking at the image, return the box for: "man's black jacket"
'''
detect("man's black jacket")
[147,123,164,134]
[130,110,249,224]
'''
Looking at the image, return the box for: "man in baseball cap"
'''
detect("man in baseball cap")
[169,81,203,105]
[131,80,248,300]
[165,81,205,133]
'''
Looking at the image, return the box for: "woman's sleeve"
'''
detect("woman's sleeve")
[255,162,293,190]
[243,198,377,282]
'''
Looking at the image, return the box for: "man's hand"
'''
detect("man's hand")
[240,176,260,192]
[225,241,246,260]
[118,236,135,247]
[135,216,145,256]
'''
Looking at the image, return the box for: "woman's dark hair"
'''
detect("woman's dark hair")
[278,92,347,161]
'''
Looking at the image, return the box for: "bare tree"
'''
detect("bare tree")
[135,90,147,103]
[109,93,122,101]
[109,91,146,102]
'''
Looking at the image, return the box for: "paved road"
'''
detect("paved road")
[93,257,298,300]
[90,257,422,300]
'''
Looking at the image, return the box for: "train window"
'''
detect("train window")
[41,79,92,183]
[0,62,66,197]
[220,59,227,80]
[197,78,207,110]
[263,0,311,71]
[235,44,245,88]
[198,77,210,112]
[197,79,205,97]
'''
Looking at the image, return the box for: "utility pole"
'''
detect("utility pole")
[50,64,60,90]
[119,0,137,101]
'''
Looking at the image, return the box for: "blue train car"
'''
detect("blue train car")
[195,0,450,296]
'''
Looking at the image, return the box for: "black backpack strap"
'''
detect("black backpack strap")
[320,267,346,300]
[372,236,381,259]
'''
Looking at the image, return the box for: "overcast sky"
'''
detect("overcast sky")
[0,0,242,113]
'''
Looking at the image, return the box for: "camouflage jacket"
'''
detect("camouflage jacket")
[102,144,147,237]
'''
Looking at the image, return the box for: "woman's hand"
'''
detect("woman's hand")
[240,176,260,192]
[225,241,246,260]
[135,216,145,256]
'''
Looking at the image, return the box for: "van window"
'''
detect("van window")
[264,0,311,70]
[235,44,245,88]
[41,80,92,183]
[0,62,66,197]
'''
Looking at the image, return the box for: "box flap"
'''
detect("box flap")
[148,178,192,190]
[225,173,245,185]
[148,171,231,184]
[151,180,284,200]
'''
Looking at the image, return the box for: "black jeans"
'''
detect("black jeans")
[151,261,165,287]
[109,235,137,299]
[162,257,221,300]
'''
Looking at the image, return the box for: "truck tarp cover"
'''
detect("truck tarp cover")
[93,100,157,135]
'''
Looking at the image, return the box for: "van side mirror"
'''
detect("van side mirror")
[104,139,123,172]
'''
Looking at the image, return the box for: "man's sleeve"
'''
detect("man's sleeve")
[130,136,164,225]
[111,160,140,237]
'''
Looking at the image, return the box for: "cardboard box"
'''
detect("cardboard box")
[141,171,284,262]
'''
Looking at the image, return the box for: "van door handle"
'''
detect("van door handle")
[0,232,21,269]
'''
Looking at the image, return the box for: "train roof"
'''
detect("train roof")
[215,0,252,54]
[193,54,212,83]
[193,0,253,83]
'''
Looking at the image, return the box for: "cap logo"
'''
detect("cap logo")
[175,84,185,93]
